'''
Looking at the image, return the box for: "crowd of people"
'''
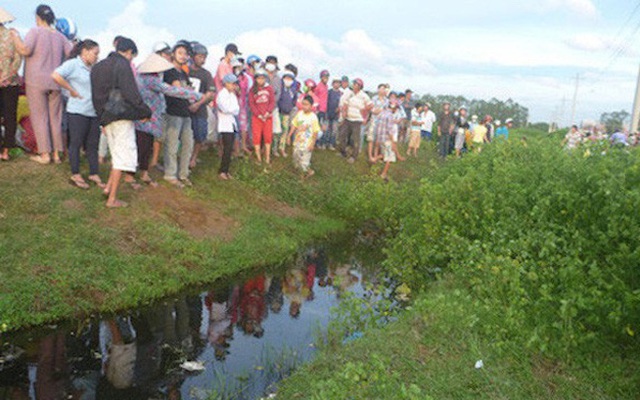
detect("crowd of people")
[0,5,520,209]
[562,123,640,150]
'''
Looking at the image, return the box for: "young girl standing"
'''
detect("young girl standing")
[248,69,275,166]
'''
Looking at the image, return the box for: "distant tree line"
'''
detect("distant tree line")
[417,94,530,127]
[600,110,629,132]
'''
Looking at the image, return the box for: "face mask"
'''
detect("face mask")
[283,78,293,87]
[234,68,241,76]
[265,63,276,72]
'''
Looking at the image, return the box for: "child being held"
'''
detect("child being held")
[287,95,320,178]
[376,100,405,180]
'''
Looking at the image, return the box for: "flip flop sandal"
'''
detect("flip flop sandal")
[69,177,90,190]
[142,178,158,187]
[106,200,128,208]
[126,181,142,190]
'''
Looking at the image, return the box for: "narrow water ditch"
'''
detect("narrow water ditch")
[0,230,398,399]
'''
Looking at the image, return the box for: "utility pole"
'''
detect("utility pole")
[631,64,640,133]
[559,96,567,128]
[570,73,580,126]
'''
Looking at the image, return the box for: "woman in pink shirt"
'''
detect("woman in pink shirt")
[11,4,71,164]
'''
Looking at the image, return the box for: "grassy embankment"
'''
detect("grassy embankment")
[277,131,640,399]
[0,141,431,331]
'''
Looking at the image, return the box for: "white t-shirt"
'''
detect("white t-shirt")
[340,90,372,122]
[421,109,436,132]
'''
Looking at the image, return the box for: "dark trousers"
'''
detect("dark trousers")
[219,132,234,174]
[439,133,453,158]
[339,120,362,159]
[67,113,100,175]
[136,130,154,172]
[0,85,19,150]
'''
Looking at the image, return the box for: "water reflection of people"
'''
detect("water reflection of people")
[35,331,68,400]
[283,265,310,319]
[330,263,360,298]
[265,275,284,314]
[238,276,266,337]
[205,285,236,360]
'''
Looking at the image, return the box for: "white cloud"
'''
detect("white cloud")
[543,0,598,18]
[88,0,630,124]
[90,0,176,63]
[565,33,615,52]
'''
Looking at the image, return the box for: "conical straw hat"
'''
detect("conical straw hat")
[0,7,16,24]
[137,53,174,74]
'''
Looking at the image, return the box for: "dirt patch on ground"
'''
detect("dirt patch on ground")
[138,186,239,241]
[62,198,85,212]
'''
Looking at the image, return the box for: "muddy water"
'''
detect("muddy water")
[0,233,391,399]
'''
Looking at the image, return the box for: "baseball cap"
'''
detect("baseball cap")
[505,118,513,124]
[223,74,238,84]
[225,43,241,55]
[320,69,330,77]
[341,75,349,82]
[265,55,278,64]
[353,78,364,88]
[282,70,295,79]
[152,41,171,54]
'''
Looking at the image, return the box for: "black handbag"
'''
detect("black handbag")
[103,65,128,118]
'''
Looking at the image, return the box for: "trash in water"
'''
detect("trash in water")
[180,360,205,372]
[475,360,484,369]
[342,331,364,344]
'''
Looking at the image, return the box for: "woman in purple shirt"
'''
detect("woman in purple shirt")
[11,4,71,164]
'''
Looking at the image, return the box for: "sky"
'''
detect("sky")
[5,0,640,125]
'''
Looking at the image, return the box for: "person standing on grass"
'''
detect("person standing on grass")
[216,74,240,180]
[495,118,511,140]
[162,42,211,187]
[472,116,488,152]
[278,70,298,157]
[135,53,204,187]
[265,55,283,158]
[420,102,436,141]
[11,4,72,165]
[234,57,253,156]
[454,106,470,157]
[249,69,275,166]
[0,7,22,161]
[438,101,455,158]
[52,39,105,190]
[188,43,215,170]
[91,37,151,208]
[368,83,389,163]
[407,102,423,157]
[315,70,330,148]
[339,78,372,164]
[376,101,403,180]
[324,79,342,151]
[288,95,321,179]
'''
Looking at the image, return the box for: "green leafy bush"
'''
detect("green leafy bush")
[386,138,640,358]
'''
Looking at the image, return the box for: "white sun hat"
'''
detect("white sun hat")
[138,53,174,74]
[0,7,16,24]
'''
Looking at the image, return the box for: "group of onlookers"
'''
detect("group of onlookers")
[0,4,521,208]
[563,124,640,150]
